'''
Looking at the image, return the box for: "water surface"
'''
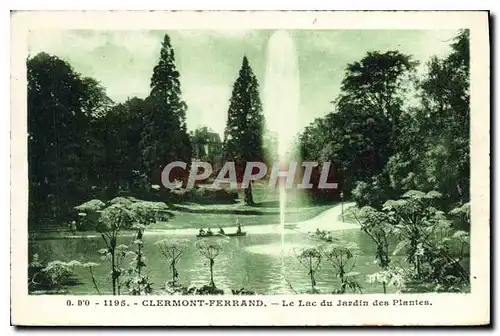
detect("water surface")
[29,228,403,295]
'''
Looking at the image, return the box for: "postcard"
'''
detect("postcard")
[10,10,490,326]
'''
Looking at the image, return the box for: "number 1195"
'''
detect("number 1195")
[104,299,127,306]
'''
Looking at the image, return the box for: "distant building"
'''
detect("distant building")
[190,127,223,164]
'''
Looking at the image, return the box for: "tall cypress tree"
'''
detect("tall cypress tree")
[222,56,265,205]
[141,34,192,185]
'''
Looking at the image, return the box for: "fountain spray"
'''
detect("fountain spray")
[263,30,300,292]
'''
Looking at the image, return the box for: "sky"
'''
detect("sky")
[27,29,459,137]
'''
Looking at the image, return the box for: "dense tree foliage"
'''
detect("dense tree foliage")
[28,34,193,229]
[28,30,472,295]
[27,52,113,227]
[299,30,471,293]
[28,30,470,241]
[300,51,416,199]
[88,97,149,199]
[299,30,470,210]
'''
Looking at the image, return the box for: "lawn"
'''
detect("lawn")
[150,182,335,230]
[30,182,336,238]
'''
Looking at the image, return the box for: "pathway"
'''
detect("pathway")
[33,202,360,240]
[146,202,359,236]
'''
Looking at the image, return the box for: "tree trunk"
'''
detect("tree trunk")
[244,181,254,205]
[171,260,176,285]
[309,257,314,292]
[209,259,215,287]
[110,235,118,295]
[456,182,464,203]
[111,250,116,295]
[137,245,142,275]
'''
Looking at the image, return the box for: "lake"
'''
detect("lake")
[29,227,405,295]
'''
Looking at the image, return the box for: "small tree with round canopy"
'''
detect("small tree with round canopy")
[195,239,226,288]
[156,239,189,287]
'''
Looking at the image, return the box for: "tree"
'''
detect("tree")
[122,201,164,295]
[78,197,172,295]
[297,51,416,199]
[350,206,393,293]
[157,239,188,286]
[300,31,470,211]
[414,30,470,204]
[372,30,470,208]
[384,191,470,290]
[222,56,265,205]
[196,239,225,288]
[322,246,362,294]
[350,190,470,293]
[27,52,113,228]
[308,231,363,293]
[336,51,416,190]
[93,97,147,197]
[294,247,322,293]
[141,34,192,186]
[95,202,132,295]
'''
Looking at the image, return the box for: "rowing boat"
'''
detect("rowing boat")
[196,232,247,238]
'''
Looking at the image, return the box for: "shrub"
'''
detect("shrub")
[166,186,238,204]
[231,288,257,295]
[163,283,224,295]
[74,199,106,231]
[28,254,79,293]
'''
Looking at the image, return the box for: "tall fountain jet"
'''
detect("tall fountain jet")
[264,30,301,159]
[263,31,300,278]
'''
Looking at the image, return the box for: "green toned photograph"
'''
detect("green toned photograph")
[27,28,471,296]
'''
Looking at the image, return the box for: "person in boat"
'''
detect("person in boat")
[206,228,213,236]
[199,228,205,236]
[218,227,225,235]
[69,220,77,235]
[236,220,242,234]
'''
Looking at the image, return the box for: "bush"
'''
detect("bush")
[351,177,390,209]
[163,283,225,295]
[162,282,257,295]
[166,186,238,204]
[167,188,194,204]
[28,254,79,293]
[231,288,257,295]
[74,199,107,231]
[75,211,101,231]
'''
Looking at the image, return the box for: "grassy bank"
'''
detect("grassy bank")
[31,182,337,237]
[151,182,334,230]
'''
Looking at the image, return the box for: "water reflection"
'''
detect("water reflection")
[29,229,402,295]
[244,242,311,256]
